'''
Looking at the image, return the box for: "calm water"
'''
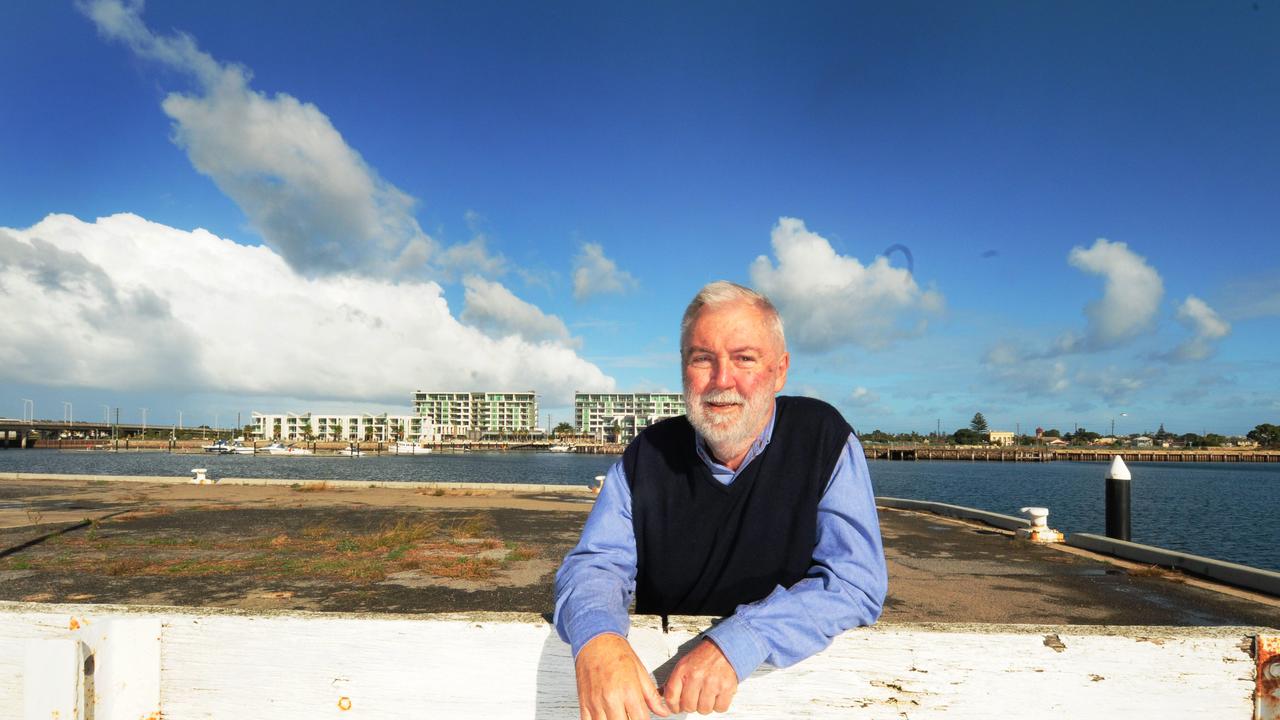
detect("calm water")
[1,449,1276,572]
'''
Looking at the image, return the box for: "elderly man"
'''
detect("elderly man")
[554,281,887,718]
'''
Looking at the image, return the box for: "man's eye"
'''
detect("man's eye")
[689,355,711,366]
[736,355,757,364]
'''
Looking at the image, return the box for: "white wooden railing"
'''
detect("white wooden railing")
[1,601,1273,718]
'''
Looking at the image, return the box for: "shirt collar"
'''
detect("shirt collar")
[693,399,777,477]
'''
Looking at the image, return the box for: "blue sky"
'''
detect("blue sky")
[2,1,1277,436]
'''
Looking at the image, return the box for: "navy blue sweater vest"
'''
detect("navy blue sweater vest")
[624,396,852,616]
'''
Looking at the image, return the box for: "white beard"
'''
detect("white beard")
[684,384,772,457]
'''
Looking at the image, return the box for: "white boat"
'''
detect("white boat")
[548,444,573,453]
[391,441,432,455]
[336,445,364,457]
[202,440,231,454]
[260,442,313,456]
[226,438,256,455]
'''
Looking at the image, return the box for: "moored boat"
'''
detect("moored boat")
[201,440,231,454]
[260,442,313,455]
[391,440,432,455]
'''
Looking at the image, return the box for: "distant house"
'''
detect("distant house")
[988,431,1015,446]
[1045,437,1068,447]
[1094,437,1117,446]
[1133,436,1153,448]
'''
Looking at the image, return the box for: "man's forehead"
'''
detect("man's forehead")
[686,302,776,345]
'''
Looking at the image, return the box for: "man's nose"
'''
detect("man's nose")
[711,360,734,389]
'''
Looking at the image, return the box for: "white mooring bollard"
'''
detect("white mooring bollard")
[190,468,210,484]
[1016,506,1063,543]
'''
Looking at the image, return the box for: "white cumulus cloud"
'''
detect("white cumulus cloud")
[1164,295,1230,361]
[0,214,613,404]
[461,275,577,347]
[1057,238,1163,352]
[848,387,881,408]
[572,243,638,300]
[1074,365,1161,404]
[79,0,501,279]
[748,217,944,352]
[983,342,1070,396]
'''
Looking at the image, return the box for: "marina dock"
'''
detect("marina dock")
[0,474,1277,717]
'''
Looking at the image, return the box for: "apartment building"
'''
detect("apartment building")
[574,392,686,443]
[251,412,438,442]
[411,391,538,438]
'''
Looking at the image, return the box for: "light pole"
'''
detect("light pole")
[178,410,183,433]
[62,402,73,431]
[140,408,148,437]
[22,399,34,424]
[1111,412,1128,438]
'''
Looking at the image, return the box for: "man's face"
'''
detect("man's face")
[682,300,789,450]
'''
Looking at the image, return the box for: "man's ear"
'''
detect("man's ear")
[773,351,789,393]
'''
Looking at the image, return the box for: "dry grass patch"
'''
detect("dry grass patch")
[292,482,332,493]
[505,543,540,562]
[1128,564,1185,582]
[0,511,528,585]
[448,513,493,539]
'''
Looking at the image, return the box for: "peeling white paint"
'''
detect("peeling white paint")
[0,602,1267,718]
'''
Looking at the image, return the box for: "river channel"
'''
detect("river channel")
[1,449,1275,573]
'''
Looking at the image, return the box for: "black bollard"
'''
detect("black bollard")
[1105,455,1131,541]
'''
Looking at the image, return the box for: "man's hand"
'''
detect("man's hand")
[662,639,738,715]
[574,633,671,720]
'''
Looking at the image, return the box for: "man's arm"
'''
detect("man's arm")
[554,462,670,718]
[553,460,636,654]
[697,433,888,681]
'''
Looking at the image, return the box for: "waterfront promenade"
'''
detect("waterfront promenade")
[1,474,1276,621]
[7,434,1279,462]
[1,474,1277,717]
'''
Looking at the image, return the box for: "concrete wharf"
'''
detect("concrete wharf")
[0,474,1277,717]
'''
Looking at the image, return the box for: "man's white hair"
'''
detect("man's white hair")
[679,280,786,357]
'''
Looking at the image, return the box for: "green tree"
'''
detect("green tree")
[1247,423,1280,448]
[1067,428,1100,444]
[969,412,989,434]
[953,428,983,445]
[553,422,575,438]
[863,429,893,444]
[1203,433,1228,447]
[1043,428,1061,438]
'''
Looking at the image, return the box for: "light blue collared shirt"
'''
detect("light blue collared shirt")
[553,404,888,682]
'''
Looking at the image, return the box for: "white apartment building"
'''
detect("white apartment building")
[988,430,1016,447]
[411,391,539,438]
[252,412,438,443]
[575,392,686,443]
